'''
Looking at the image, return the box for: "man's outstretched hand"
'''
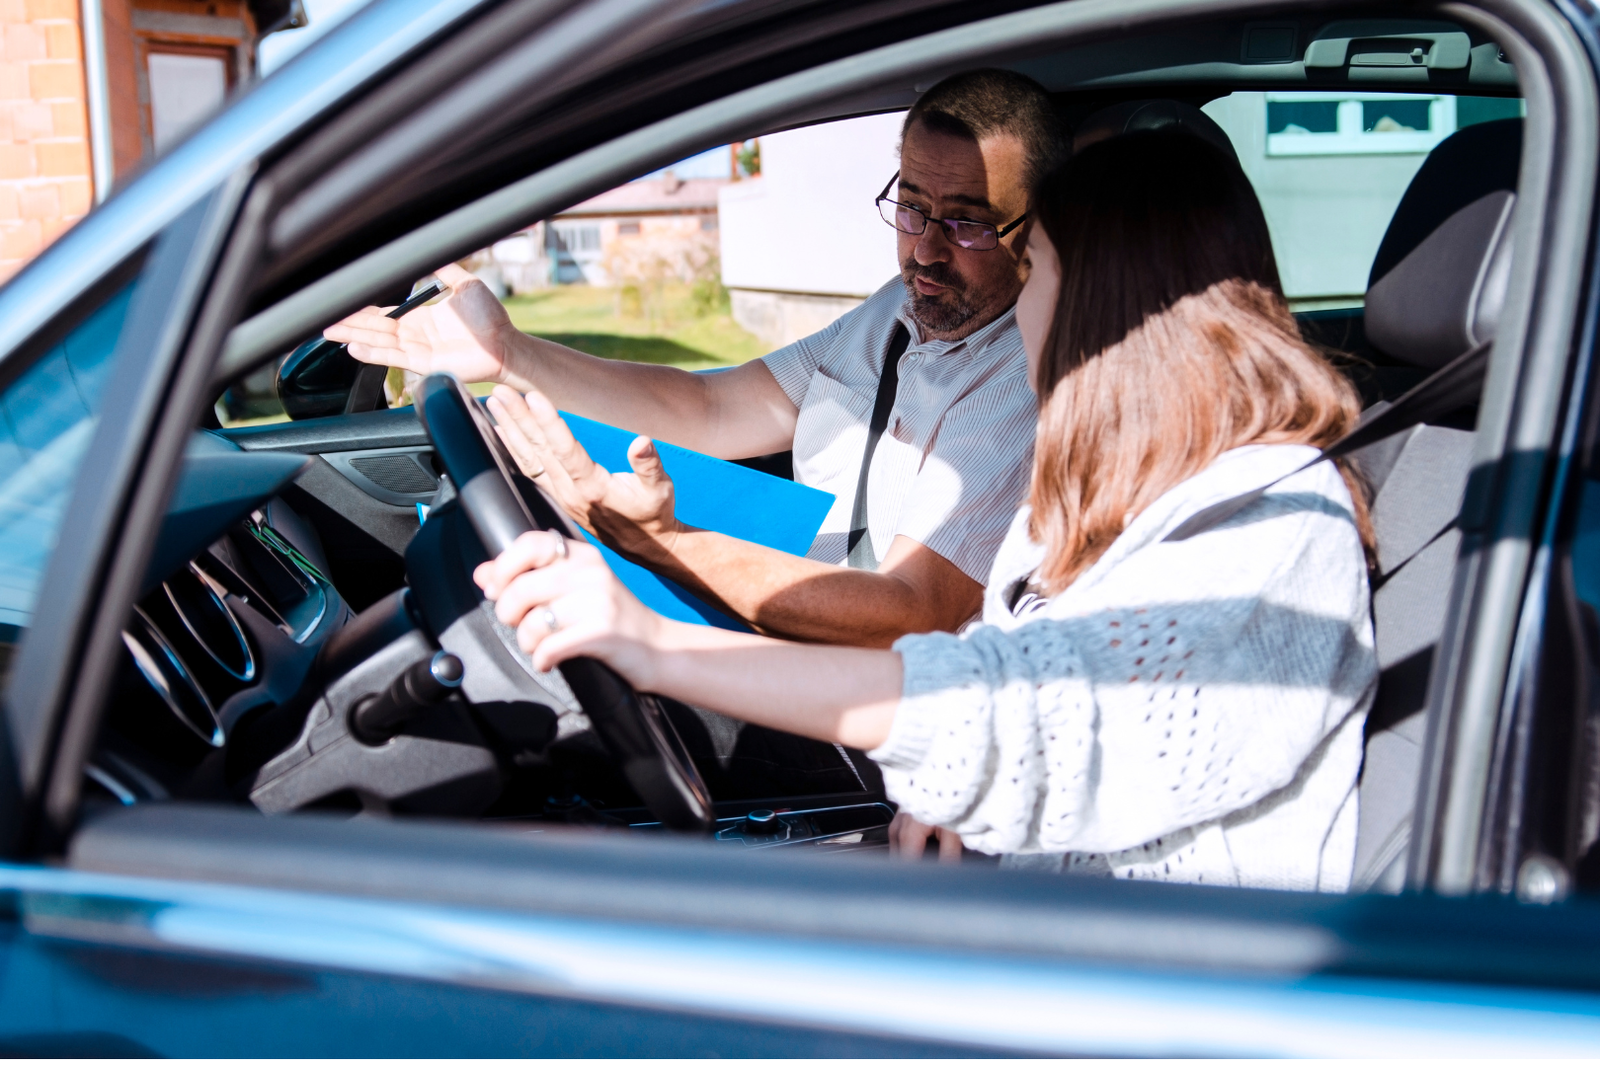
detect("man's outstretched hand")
[487,385,684,563]
[324,263,527,385]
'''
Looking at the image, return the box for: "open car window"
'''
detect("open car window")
[44,0,1589,937]
[183,75,1525,877]
[1206,90,1525,306]
[14,0,1600,1045]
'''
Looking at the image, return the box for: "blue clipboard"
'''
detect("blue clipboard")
[561,412,834,631]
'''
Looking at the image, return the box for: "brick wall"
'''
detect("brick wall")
[0,0,88,281]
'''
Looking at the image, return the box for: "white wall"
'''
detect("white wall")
[718,112,904,298]
[1204,92,1430,301]
[719,94,1438,306]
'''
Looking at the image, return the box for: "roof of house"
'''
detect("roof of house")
[556,174,729,216]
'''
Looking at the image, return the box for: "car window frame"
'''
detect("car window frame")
[15,0,1599,916]
[2,173,254,854]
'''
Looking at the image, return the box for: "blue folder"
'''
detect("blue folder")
[560,412,835,631]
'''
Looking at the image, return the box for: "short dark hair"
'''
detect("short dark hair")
[902,69,1067,189]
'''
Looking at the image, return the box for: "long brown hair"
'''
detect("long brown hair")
[1027,130,1372,593]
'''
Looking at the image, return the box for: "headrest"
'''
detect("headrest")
[1365,189,1515,369]
[1073,99,1239,162]
[1370,118,1521,286]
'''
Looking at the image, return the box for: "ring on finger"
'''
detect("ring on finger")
[548,530,567,559]
[535,606,562,633]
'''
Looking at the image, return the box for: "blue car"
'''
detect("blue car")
[0,0,1599,1054]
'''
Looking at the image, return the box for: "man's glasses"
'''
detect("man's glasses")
[875,171,1026,251]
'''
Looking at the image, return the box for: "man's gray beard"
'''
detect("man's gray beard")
[902,275,979,335]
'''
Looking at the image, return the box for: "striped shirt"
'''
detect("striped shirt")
[760,276,1036,584]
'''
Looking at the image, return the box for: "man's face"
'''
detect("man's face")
[896,122,1031,342]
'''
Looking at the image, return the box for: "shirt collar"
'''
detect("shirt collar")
[896,299,1019,357]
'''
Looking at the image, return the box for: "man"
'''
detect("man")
[329,69,1064,649]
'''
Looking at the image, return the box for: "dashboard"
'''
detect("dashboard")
[83,428,893,852]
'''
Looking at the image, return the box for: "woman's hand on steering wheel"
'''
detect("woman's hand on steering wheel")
[475,529,666,684]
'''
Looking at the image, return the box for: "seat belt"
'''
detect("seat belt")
[847,323,912,569]
[1165,339,1490,542]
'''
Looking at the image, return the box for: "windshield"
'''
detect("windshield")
[0,285,135,686]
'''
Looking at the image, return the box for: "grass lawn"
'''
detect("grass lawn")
[501,283,770,371]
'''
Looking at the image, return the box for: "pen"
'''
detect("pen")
[388,282,444,320]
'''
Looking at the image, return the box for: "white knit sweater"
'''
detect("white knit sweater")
[870,445,1377,891]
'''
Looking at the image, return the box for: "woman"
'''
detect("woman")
[478,131,1378,891]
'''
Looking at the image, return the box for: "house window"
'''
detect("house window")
[1364,97,1432,132]
[146,49,232,153]
[1267,100,1338,134]
[700,215,718,231]
[1264,92,1524,157]
[546,223,601,253]
[618,221,641,236]
[1205,90,1526,302]
[1457,96,1526,126]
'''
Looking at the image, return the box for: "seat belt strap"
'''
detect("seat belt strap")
[1165,339,1490,542]
[847,322,911,569]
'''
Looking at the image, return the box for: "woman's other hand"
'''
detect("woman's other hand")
[889,811,963,863]
[325,263,525,385]
[474,529,664,684]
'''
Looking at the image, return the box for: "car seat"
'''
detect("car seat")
[1349,117,1521,892]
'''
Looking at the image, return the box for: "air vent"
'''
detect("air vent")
[240,514,329,642]
[350,453,438,495]
[200,512,331,644]
[121,611,225,748]
[164,563,255,682]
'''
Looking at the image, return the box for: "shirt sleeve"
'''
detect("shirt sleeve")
[892,369,1037,583]
[758,280,899,408]
[870,470,1376,855]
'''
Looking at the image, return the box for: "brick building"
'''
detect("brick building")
[0,0,299,279]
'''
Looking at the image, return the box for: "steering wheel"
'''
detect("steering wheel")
[415,373,714,832]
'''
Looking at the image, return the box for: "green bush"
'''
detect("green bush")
[618,283,644,318]
[691,275,729,317]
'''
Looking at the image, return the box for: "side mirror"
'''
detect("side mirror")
[274,282,441,420]
[276,338,387,420]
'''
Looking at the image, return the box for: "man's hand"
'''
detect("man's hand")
[324,263,527,385]
[889,811,963,863]
[487,385,683,561]
[487,387,979,648]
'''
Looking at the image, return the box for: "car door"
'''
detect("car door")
[6,0,1600,1055]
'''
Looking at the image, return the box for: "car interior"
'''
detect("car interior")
[58,2,1543,891]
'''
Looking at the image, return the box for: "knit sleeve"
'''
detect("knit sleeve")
[871,470,1375,856]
